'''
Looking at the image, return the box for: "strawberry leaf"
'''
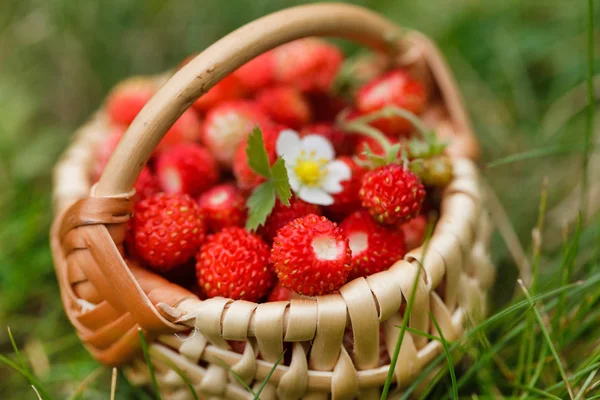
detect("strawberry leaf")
[245,182,276,231]
[271,158,291,206]
[246,126,272,179]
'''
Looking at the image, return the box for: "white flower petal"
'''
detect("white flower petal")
[276,129,301,163]
[287,170,301,192]
[322,160,352,194]
[299,134,335,161]
[298,186,334,206]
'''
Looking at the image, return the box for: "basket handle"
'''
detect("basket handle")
[95,3,408,197]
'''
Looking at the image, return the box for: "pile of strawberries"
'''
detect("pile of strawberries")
[95,38,450,304]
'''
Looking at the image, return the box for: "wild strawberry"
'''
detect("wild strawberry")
[355,69,427,136]
[196,227,275,301]
[359,165,426,225]
[271,214,352,296]
[155,109,202,153]
[132,193,206,271]
[306,93,349,122]
[300,123,353,156]
[233,52,275,90]
[197,183,247,232]
[354,135,401,160]
[156,143,219,197]
[105,78,156,126]
[135,167,160,201]
[340,211,406,280]
[267,282,299,302]
[93,125,126,181]
[399,214,427,250]
[259,197,320,243]
[325,157,365,219]
[256,86,311,128]
[201,100,272,166]
[272,38,343,93]
[193,75,246,112]
[232,125,282,190]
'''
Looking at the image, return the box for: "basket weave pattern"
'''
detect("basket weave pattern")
[51,4,495,399]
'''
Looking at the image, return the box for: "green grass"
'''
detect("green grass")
[1,0,599,398]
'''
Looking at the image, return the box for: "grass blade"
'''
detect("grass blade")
[66,366,104,400]
[430,312,458,400]
[0,354,53,400]
[138,328,162,400]
[217,358,256,396]
[253,350,285,400]
[382,214,435,399]
[518,280,574,399]
[7,326,24,369]
[574,367,598,400]
[581,0,595,213]
[512,384,562,400]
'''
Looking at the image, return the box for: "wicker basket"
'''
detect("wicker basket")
[50,3,495,399]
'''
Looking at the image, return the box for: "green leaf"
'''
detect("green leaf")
[271,158,291,206]
[245,126,272,179]
[245,182,276,231]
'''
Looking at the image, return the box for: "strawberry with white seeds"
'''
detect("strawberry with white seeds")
[201,100,271,166]
[156,143,219,197]
[105,78,156,126]
[340,210,406,280]
[355,69,427,136]
[256,86,312,129]
[271,214,352,296]
[198,183,247,232]
[132,193,206,272]
[360,164,426,225]
[272,38,343,93]
[259,197,320,243]
[196,227,275,301]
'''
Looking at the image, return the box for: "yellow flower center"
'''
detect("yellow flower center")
[294,155,328,186]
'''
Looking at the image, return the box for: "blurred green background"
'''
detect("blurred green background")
[0,0,598,398]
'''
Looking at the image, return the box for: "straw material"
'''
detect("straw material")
[50,3,494,398]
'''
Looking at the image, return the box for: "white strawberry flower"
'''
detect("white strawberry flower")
[276,129,351,206]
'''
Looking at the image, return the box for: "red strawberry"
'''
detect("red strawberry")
[354,135,401,161]
[359,165,426,225]
[201,100,272,166]
[233,52,275,90]
[259,197,321,243]
[325,156,365,219]
[233,125,282,190]
[306,93,349,122]
[156,143,219,197]
[399,214,427,250]
[267,282,297,302]
[155,109,202,153]
[93,125,126,181]
[197,183,247,232]
[271,214,352,296]
[272,38,343,93]
[134,167,160,201]
[256,86,311,128]
[105,78,156,126]
[193,75,245,112]
[340,211,406,280]
[132,193,206,271]
[355,69,427,136]
[196,227,275,301]
[300,123,353,156]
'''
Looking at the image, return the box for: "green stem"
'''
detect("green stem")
[582,0,595,214]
